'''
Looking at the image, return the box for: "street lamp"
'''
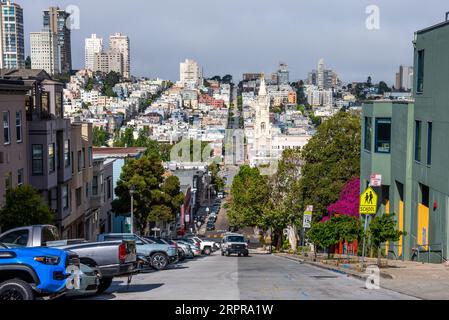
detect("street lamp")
[129,185,136,234]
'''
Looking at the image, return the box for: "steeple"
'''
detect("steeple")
[258,75,267,96]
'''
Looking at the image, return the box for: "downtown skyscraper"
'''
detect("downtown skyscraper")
[109,33,130,79]
[0,0,24,69]
[43,7,72,74]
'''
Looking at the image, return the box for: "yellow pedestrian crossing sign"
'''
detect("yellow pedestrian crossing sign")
[359,187,378,215]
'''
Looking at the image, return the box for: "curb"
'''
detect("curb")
[275,254,394,281]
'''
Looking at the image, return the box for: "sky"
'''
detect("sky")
[19,0,449,85]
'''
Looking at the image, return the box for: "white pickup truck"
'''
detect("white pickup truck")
[187,236,219,255]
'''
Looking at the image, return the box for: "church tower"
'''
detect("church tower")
[254,76,272,159]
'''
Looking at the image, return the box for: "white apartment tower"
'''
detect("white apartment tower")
[180,59,203,88]
[30,30,60,75]
[109,33,130,78]
[85,34,103,70]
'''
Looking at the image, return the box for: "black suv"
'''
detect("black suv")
[221,233,249,257]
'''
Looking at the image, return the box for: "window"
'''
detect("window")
[77,150,82,172]
[415,120,422,162]
[64,140,70,167]
[107,178,112,199]
[0,229,29,247]
[17,168,23,185]
[4,172,11,190]
[48,143,55,172]
[427,122,432,166]
[15,111,22,142]
[364,117,372,151]
[76,187,82,207]
[86,182,89,198]
[88,147,92,167]
[92,176,98,196]
[62,185,69,210]
[3,111,10,144]
[375,118,391,153]
[82,148,86,168]
[71,151,74,174]
[32,144,44,175]
[417,50,424,93]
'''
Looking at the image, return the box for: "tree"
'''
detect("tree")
[25,56,31,69]
[369,214,404,266]
[102,71,121,97]
[378,81,391,95]
[93,127,108,147]
[113,128,135,147]
[222,74,233,84]
[208,163,225,193]
[299,111,361,220]
[367,76,373,88]
[228,165,269,230]
[112,155,165,234]
[85,77,94,91]
[0,185,54,231]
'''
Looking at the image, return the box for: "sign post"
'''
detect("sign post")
[302,205,313,246]
[360,187,378,264]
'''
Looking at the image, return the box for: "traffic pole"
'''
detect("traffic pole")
[361,215,368,265]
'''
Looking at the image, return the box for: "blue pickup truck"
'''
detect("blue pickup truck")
[0,243,77,300]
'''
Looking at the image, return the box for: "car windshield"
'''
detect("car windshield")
[150,237,166,244]
[0,242,8,249]
[227,236,245,243]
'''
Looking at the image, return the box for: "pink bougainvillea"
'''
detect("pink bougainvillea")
[321,178,360,222]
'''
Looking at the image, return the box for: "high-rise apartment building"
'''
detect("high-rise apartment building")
[317,58,325,89]
[43,7,72,74]
[180,59,203,88]
[30,31,60,76]
[0,0,24,69]
[85,34,103,70]
[277,62,289,85]
[395,65,414,91]
[109,33,130,78]
[308,59,339,90]
[93,51,123,75]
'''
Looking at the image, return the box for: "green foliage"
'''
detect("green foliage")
[102,71,121,97]
[113,128,134,147]
[208,163,225,192]
[93,127,108,147]
[228,165,269,229]
[85,77,94,91]
[296,105,305,114]
[307,215,362,257]
[299,111,361,220]
[0,185,54,231]
[112,155,183,233]
[369,214,404,247]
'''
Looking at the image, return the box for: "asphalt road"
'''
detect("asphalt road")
[90,252,415,300]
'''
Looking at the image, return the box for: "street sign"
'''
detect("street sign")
[303,205,313,228]
[370,174,382,187]
[359,187,378,215]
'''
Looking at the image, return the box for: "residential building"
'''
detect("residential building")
[395,65,414,91]
[0,79,29,206]
[360,16,449,263]
[0,0,24,69]
[180,59,203,88]
[30,30,60,76]
[43,7,72,74]
[277,62,289,85]
[242,73,264,82]
[0,69,72,229]
[93,51,123,74]
[109,33,130,78]
[62,122,93,239]
[85,34,103,70]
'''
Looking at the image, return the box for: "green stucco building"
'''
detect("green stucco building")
[361,17,449,263]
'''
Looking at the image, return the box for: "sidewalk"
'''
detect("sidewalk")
[275,252,449,300]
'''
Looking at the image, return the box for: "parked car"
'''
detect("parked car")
[206,223,215,231]
[172,241,194,259]
[0,243,74,300]
[64,263,100,298]
[175,240,201,257]
[185,236,218,255]
[0,225,137,295]
[98,234,178,271]
[221,233,249,257]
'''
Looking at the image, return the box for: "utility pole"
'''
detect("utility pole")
[129,185,136,234]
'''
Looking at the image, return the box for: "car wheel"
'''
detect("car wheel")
[244,253,249,257]
[96,277,113,294]
[204,247,212,256]
[0,279,34,300]
[151,253,168,270]
[238,253,242,257]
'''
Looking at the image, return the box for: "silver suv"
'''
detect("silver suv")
[221,233,249,257]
